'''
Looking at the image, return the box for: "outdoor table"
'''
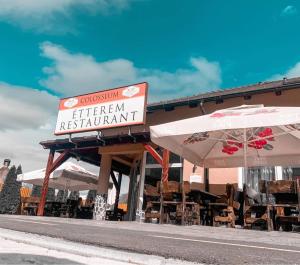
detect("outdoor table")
[192,190,221,200]
[151,201,198,205]
[151,201,200,224]
[76,206,93,219]
[44,201,63,217]
[20,197,40,216]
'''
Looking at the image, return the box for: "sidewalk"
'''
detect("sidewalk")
[0,228,198,265]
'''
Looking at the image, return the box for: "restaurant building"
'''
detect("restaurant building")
[39,77,300,220]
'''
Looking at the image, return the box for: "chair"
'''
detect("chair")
[212,184,239,228]
[243,185,268,230]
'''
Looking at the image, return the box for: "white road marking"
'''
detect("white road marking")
[149,235,300,254]
[7,219,57,226]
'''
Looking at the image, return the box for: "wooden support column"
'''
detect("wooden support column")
[94,154,112,220]
[297,178,300,223]
[136,152,146,221]
[266,181,273,231]
[113,173,122,219]
[143,145,170,224]
[37,150,70,216]
[110,170,120,191]
[160,149,170,224]
[126,156,142,221]
[97,154,112,195]
[161,149,170,183]
[37,150,54,216]
[143,144,162,165]
[204,168,209,192]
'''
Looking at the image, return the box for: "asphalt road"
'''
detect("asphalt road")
[0,215,299,264]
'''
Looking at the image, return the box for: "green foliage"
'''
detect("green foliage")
[68,191,79,200]
[56,189,66,202]
[87,190,96,201]
[46,187,55,201]
[31,185,42,197]
[0,165,22,214]
[31,185,55,201]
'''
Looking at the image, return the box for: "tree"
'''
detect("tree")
[31,185,42,197]
[31,185,56,201]
[87,190,97,201]
[56,189,66,202]
[46,187,55,201]
[0,165,22,214]
[68,191,79,200]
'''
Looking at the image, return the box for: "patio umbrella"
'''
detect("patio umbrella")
[150,105,300,181]
[17,162,98,191]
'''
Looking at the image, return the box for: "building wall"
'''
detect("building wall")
[163,88,300,188]
[105,87,300,192]
[183,160,239,190]
[100,86,300,137]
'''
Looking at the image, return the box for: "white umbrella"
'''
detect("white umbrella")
[17,162,98,191]
[150,105,300,181]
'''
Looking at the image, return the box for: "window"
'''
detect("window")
[282,167,300,180]
[246,167,275,191]
[143,152,183,186]
[145,150,181,164]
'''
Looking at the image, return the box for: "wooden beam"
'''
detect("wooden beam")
[99,143,145,155]
[97,154,112,194]
[37,150,70,216]
[143,144,162,165]
[110,170,120,191]
[112,156,133,167]
[161,149,170,183]
[50,150,70,173]
[204,168,209,192]
[114,173,122,219]
[37,149,55,216]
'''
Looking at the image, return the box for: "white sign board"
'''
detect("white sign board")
[189,174,203,183]
[55,82,148,135]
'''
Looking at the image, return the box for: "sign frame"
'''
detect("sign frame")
[54,82,148,136]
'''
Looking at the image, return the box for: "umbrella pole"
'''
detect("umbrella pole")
[243,128,248,187]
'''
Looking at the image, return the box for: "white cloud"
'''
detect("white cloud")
[268,61,300,81]
[281,5,297,17]
[0,128,53,172]
[0,83,57,130]
[40,42,222,102]
[0,0,131,33]
[0,42,222,172]
[0,83,59,171]
[0,126,100,174]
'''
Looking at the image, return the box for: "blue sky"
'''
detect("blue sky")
[1,0,300,170]
[1,0,300,96]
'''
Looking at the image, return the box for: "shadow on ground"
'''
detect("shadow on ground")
[0,253,83,265]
